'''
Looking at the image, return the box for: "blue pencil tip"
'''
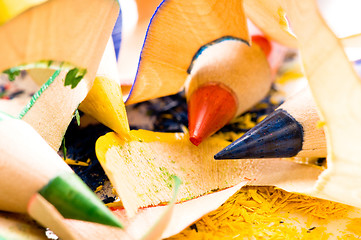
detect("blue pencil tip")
[214,109,304,159]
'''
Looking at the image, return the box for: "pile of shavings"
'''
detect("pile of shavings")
[167,186,358,240]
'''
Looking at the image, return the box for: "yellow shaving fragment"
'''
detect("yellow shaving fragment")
[95,185,103,193]
[316,121,326,129]
[168,186,354,239]
[64,158,89,167]
[105,201,123,208]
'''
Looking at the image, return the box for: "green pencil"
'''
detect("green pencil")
[0,111,122,229]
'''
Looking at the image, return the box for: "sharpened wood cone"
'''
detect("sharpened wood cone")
[38,173,123,228]
[214,109,303,159]
[188,83,237,146]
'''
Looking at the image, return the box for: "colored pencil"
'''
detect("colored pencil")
[186,36,272,146]
[215,87,327,159]
[0,111,122,229]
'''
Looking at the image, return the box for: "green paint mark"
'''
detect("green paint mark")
[159,167,175,189]
[38,173,123,228]
[3,68,21,81]
[47,60,53,67]
[61,138,67,161]
[74,109,81,126]
[64,68,87,89]
[18,69,61,119]
[171,175,182,201]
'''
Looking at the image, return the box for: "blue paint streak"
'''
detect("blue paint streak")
[125,0,249,103]
[124,0,167,103]
[112,5,122,60]
[187,37,249,74]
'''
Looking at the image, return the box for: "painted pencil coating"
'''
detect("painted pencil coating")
[188,83,237,146]
[214,109,304,159]
[215,87,327,159]
[0,113,122,228]
[38,173,123,228]
[186,40,271,146]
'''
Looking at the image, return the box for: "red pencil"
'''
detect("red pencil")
[186,35,274,146]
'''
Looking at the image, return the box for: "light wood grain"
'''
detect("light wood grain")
[0,0,119,150]
[244,0,297,48]
[283,0,361,208]
[126,0,249,104]
[96,130,322,217]
[278,87,327,158]
[185,40,271,116]
[0,117,71,213]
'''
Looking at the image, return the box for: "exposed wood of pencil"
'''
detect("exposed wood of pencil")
[28,193,78,240]
[185,40,272,116]
[79,39,131,139]
[125,0,249,105]
[0,117,71,213]
[278,87,327,158]
[283,0,361,207]
[79,76,130,139]
[28,193,128,240]
[28,181,180,240]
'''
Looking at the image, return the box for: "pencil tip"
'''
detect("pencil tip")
[189,136,202,146]
[251,35,272,57]
[38,173,123,228]
[214,109,304,159]
[188,83,237,146]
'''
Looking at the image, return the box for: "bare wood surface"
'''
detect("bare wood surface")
[283,0,361,208]
[126,0,249,104]
[96,130,322,217]
[185,40,271,116]
[278,87,327,158]
[0,118,71,213]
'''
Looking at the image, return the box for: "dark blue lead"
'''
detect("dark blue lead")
[214,109,304,159]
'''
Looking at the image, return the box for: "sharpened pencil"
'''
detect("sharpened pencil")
[0,111,122,229]
[187,36,273,146]
[215,87,327,159]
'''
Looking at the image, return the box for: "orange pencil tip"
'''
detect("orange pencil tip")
[188,83,237,146]
[251,35,272,57]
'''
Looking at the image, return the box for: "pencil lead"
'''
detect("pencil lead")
[251,35,272,57]
[188,83,237,146]
[37,173,123,228]
[214,109,303,159]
